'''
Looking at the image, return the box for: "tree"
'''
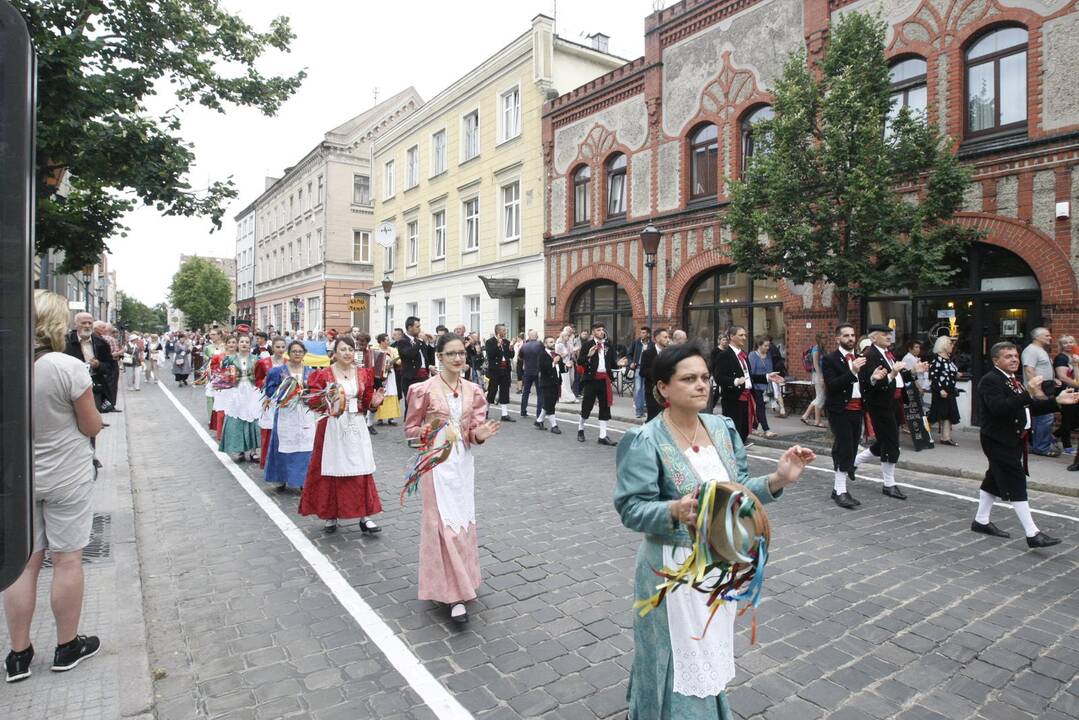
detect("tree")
[169,257,231,331]
[727,12,979,323]
[14,1,305,272]
[117,291,168,333]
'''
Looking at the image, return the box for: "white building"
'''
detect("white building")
[234,200,256,325]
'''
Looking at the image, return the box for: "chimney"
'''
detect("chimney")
[587,32,610,53]
[264,176,280,191]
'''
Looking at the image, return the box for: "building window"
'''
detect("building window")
[573,165,591,226]
[307,296,321,332]
[570,281,634,352]
[500,86,520,142]
[353,174,370,205]
[384,242,395,272]
[407,220,418,266]
[259,306,268,330]
[887,57,928,136]
[431,130,447,176]
[741,105,775,174]
[295,189,303,218]
[462,110,480,161]
[966,26,1028,135]
[689,123,719,199]
[316,228,323,263]
[606,153,627,219]
[317,175,324,205]
[684,268,785,355]
[406,302,418,320]
[432,298,446,329]
[502,182,520,241]
[463,197,480,251]
[271,250,278,278]
[383,161,395,199]
[306,181,313,210]
[386,305,395,334]
[305,232,312,266]
[466,295,481,333]
[289,195,294,220]
[353,231,371,263]
[296,237,304,268]
[406,146,419,189]
[432,210,446,259]
[287,242,294,273]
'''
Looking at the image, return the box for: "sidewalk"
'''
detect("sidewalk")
[512,385,1079,497]
[0,388,154,719]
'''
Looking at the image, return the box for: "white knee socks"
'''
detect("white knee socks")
[500,404,510,417]
[833,470,847,495]
[537,410,546,422]
[881,462,896,488]
[1012,501,1039,538]
[547,414,558,428]
[578,416,585,431]
[599,420,609,439]
[855,447,875,466]
[975,490,995,525]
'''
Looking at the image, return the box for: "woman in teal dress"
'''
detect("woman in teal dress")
[614,344,815,720]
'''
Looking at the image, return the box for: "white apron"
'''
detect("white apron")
[430,395,476,533]
[320,375,376,476]
[258,360,285,430]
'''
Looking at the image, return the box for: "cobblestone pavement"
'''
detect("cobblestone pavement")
[123,380,1079,719]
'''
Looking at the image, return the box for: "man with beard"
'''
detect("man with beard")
[394,316,431,417]
[64,312,113,411]
[822,323,867,509]
[484,324,516,422]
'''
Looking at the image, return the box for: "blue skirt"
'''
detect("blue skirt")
[263,416,309,489]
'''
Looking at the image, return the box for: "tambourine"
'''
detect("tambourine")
[702,482,771,566]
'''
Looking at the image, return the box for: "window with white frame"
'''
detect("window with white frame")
[306,181,313,210]
[407,220,418,266]
[383,161,395,199]
[502,181,520,241]
[353,174,370,205]
[384,241,395,272]
[273,303,283,329]
[500,86,520,142]
[296,189,303,218]
[463,198,480,251]
[287,242,294,273]
[317,175,324,205]
[305,232,312,266]
[307,296,321,332]
[406,302,418,320]
[259,306,268,330]
[272,250,278,278]
[432,210,446,259]
[386,305,395,334]
[462,110,480,161]
[432,298,446,329]
[353,230,371,263]
[405,146,419,189]
[466,295,481,333]
[289,195,294,220]
[316,228,323,263]
[431,130,446,175]
[296,237,304,268]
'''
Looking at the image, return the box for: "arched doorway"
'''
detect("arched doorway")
[569,280,634,355]
[683,267,784,354]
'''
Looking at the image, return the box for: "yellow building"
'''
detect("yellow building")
[371,15,623,338]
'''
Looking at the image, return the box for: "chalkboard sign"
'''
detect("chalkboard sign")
[902,381,935,451]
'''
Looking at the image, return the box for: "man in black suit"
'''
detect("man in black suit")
[576,323,617,446]
[854,325,927,500]
[640,328,670,421]
[971,341,1077,548]
[394,316,429,417]
[714,325,781,443]
[822,323,867,509]
[64,312,114,411]
[536,336,565,434]
[484,324,516,422]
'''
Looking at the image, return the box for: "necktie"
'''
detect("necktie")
[846,353,854,362]
[1009,376,1023,393]
[886,350,895,363]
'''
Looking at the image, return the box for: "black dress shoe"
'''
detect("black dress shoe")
[534,421,544,429]
[550,426,562,435]
[1068,462,1079,472]
[367,426,378,435]
[831,491,858,509]
[597,436,617,447]
[882,486,907,500]
[970,520,1010,538]
[359,519,381,534]
[577,430,586,443]
[500,415,516,423]
[1026,531,1061,548]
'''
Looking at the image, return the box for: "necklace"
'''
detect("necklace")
[666,411,702,453]
[439,373,461,398]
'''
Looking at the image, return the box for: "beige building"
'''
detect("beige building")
[370,15,623,338]
[253,88,423,335]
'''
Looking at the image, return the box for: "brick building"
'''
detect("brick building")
[541,0,1079,389]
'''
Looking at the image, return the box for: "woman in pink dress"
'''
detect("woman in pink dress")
[405,333,501,623]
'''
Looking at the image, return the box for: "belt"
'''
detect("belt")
[845,399,863,411]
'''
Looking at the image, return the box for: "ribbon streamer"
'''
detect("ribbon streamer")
[399,420,453,505]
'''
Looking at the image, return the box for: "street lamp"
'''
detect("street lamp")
[81,264,94,313]
[381,274,393,336]
[640,223,662,332]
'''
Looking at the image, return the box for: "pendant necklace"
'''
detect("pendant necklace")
[439,373,461,398]
[667,412,702,453]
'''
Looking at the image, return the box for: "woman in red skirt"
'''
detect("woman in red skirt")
[299,336,385,534]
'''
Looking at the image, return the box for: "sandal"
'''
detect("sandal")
[763,431,778,439]
[814,423,826,428]
[800,418,811,426]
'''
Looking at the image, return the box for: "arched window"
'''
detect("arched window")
[684,268,784,355]
[741,106,774,174]
[689,123,719,199]
[569,280,633,353]
[572,165,591,226]
[966,27,1027,135]
[605,153,627,219]
[887,57,928,135]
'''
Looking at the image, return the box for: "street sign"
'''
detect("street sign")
[375,221,396,249]
[348,297,369,311]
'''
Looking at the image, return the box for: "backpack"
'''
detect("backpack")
[802,346,816,373]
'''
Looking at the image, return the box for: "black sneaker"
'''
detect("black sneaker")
[5,645,33,682]
[51,635,100,672]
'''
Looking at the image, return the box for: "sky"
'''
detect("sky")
[109,0,660,305]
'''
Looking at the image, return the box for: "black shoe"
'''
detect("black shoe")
[577,430,586,443]
[274,484,288,494]
[831,491,858,509]
[450,603,468,624]
[882,486,907,500]
[847,466,857,483]
[1068,462,1079,472]
[93,458,103,469]
[970,520,1010,538]
[323,520,338,534]
[940,439,958,446]
[51,635,99,672]
[387,420,397,426]
[597,436,617,447]
[368,426,378,435]
[550,426,562,435]
[359,519,381,534]
[110,408,122,413]
[5,645,33,683]
[534,421,544,429]
[1026,532,1061,548]
[235,454,246,463]
[500,415,516,423]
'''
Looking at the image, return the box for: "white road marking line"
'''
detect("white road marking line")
[549,413,1079,524]
[157,384,473,720]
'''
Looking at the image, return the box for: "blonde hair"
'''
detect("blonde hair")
[1060,335,1075,353]
[932,335,953,355]
[35,289,70,352]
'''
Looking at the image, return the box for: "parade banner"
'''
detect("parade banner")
[902,382,935,451]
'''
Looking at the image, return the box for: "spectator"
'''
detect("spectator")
[766,336,787,418]
[928,336,961,445]
[670,329,687,346]
[1022,327,1059,456]
[122,333,144,391]
[902,339,931,393]
[63,312,112,411]
[518,330,545,420]
[749,335,779,438]
[627,327,651,419]
[1054,335,1079,457]
[172,332,194,385]
[4,291,104,683]
[801,333,827,428]
[93,321,121,412]
[144,334,161,384]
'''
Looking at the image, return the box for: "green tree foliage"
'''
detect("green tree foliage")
[728,12,979,323]
[14,0,305,272]
[169,257,231,331]
[116,292,168,333]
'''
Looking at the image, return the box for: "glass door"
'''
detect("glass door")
[971,298,1038,423]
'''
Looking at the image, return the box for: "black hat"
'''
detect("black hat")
[867,324,892,334]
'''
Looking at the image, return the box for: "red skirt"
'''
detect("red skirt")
[298,421,383,520]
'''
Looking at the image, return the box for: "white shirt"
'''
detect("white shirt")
[842,350,862,399]
[878,346,905,388]
[596,341,608,373]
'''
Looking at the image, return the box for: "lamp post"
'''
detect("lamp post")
[81,264,94,313]
[640,223,662,332]
[381,275,393,336]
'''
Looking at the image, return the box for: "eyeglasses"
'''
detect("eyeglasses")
[441,351,466,358]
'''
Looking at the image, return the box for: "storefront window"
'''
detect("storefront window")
[570,280,634,355]
[684,267,783,354]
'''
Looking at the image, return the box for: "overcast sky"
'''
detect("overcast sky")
[110,0,658,305]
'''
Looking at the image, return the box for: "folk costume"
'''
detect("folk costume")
[537,345,565,433]
[714,345,767,443]
[201,340,217,418]
[219,353,261,457]
[375,345,402,423]
[576,336,617,444]
[404,377,489,606]
[822,347,865,508]
[484,335,515,420]
[299,367,383,524]
[854,336,913,499]
[255,355,285,468]
[614,414,782,720]
[263,363,316,490]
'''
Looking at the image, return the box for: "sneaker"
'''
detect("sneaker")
[51,635,99,672]
[5,645,33,682]
[1064,447,1076,456]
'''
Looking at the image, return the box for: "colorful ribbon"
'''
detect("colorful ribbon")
[399,420,453,505]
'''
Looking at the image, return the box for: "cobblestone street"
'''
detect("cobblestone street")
[90,381,1078,720]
